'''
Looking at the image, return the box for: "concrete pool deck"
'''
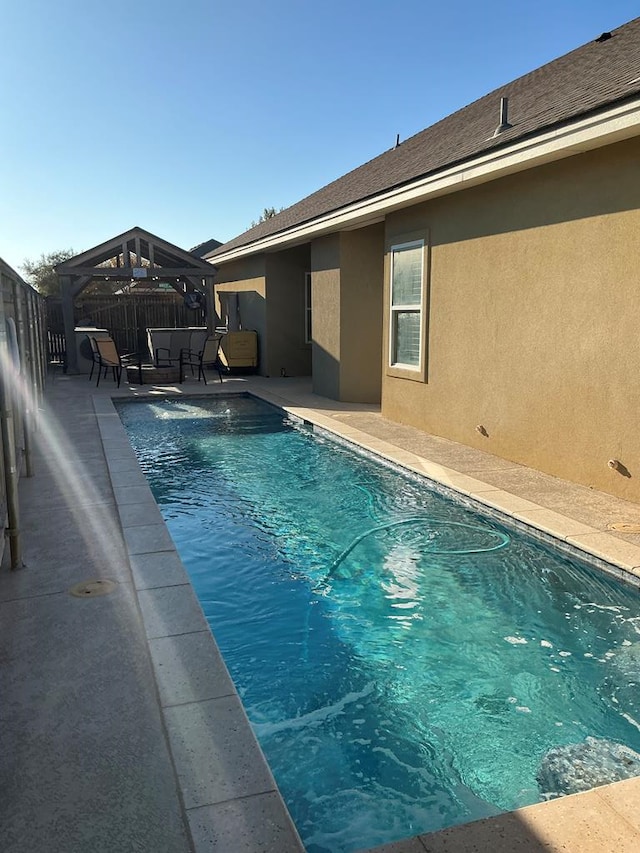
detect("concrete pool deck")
[1,372,639,852]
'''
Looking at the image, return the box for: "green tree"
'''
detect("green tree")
[22,249,124,296]
[21,249,75,296]
[250,206,284,228]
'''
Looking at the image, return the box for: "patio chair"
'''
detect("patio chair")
[92,336,144,387]
[180,334,225,385]
[153,329,192,370]
[87,336,101,383]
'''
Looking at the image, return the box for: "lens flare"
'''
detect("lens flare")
[1,346,124,573]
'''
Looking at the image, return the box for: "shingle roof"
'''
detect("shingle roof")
[190,237,222,257]
[208,17,640,259]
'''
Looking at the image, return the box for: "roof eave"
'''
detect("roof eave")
[208,97,640,267]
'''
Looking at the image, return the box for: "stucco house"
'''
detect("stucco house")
[206,17,640,502]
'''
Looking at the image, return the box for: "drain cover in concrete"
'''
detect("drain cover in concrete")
[608,522,640,533]
[69,579,117,598]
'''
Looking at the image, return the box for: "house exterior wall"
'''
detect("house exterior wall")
[214,255,267,374]
[339,224,384,403]
[265,246,311,377]
[382,135,640,501]
[310,225,384,402]
[310,234,341,399]
[213,247,312,377]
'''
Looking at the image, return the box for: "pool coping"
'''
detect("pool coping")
[97,386,640,853]
[94,392,305,853]
[258,392,640,587]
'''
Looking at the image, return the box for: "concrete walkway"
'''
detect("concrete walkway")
[0,379,192,851]
[0,373,303,853]
[1,372,640,853]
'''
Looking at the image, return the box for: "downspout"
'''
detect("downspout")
[0,294,22,569]
[35,294,47,399]
[27,290,44,401]
[0,379,22,568]
[12,282,33,478]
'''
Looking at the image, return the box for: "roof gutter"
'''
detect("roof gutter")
[210,97,640,265]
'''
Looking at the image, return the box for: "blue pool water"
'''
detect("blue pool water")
[118,395,640,852]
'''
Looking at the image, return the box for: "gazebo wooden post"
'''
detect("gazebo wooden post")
[204,275,216,332]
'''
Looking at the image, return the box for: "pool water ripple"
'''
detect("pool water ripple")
[118,396,640,853]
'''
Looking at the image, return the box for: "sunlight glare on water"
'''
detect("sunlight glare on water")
[118,395,640,853]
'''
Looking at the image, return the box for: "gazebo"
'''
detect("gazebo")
[55,226,217,373]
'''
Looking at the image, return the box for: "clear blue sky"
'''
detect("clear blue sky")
[1,0,638,275]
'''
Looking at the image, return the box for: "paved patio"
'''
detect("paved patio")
[1,371,639,852]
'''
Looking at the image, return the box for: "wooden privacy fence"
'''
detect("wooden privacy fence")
[46,293,206,354]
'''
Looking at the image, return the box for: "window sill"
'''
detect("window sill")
[386,364,426,383]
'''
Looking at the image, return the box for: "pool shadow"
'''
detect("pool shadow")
[415,810,563,852]
[361,778,639,852]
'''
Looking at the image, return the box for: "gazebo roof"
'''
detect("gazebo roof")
[56,227,218,374]
[56,226,215,282]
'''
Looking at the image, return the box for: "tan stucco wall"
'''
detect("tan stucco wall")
[214,255,267,373]
[265,246,311,378]
[214,254,266,295]
[311,224,384,403]
[213,248,312,377]
[382,135,640,501]
[340,224,385,402]
[310,234,341,399]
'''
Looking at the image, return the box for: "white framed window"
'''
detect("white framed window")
[389,240,424,369]
[304,272,312,344]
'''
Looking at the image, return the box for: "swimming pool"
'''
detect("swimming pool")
[118,395,640,852]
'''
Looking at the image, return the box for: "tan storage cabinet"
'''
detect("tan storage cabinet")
[221,330,258,369]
